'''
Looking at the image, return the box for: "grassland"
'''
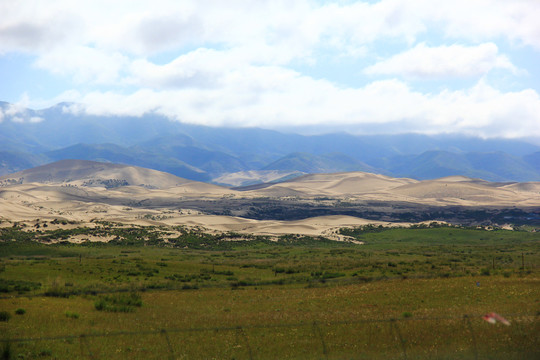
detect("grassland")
[0,225,539,359]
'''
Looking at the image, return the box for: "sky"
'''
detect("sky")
[1,0,540,138]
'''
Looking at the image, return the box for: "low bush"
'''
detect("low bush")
[65,311,79,319]
[0,311,11,322]
[1,341,11,360]
[95,292,142,312]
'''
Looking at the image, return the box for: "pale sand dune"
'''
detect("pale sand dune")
[250,185,314,197]
[161,214,392,237]
[166,182,236,196]
[0,160,126,184]
[503,182,540,193]
[0,188,399,238]
[0,159,194,189]
[2,161,540,240]
[392,181,509,199]
[245,172,418,197]
[107,185,153,195]
[0,188,41,203]
[213,170,305,187]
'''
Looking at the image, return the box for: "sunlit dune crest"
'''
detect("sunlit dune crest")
[1,160,539,238]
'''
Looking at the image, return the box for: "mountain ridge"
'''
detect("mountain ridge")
[2,101,540,183]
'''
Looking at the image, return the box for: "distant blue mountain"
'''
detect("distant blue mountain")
[262,152,377,174]
[45,143,209,181]
[372,151,540,182]
[523,152,540,172]
[1,101,540,182]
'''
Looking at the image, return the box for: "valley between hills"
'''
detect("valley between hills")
[1,159,539,240]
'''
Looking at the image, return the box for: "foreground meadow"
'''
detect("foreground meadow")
[1,226,539,359]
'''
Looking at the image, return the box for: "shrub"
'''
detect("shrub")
[65,311,79,319]
[181,284,198,290]
[0,311,11,322]
[0,279,41,294]
[402,311,413,318]
[44,278,70,298]
[15,308,25,315]
[95,292,142,312]
[39,349,52,357]
[1,341,12,360]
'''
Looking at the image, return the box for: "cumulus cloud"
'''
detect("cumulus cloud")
[34,46,129,84]
[364,43,518,78]
[58,73,540,138]
[1,0,540,138]
[29,116,44,123]
[423,0,540,49]
[0,2,84,54]
[3,1,538,59]
[127,49,232,89]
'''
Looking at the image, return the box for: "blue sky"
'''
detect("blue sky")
[1,0,540,138]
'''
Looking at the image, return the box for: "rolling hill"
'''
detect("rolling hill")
[1,161,539,234]
[0,159,196,189]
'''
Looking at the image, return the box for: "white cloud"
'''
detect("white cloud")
[5,102,27,117]
[365,43,518,78]
[1,1,540,139]
[423,0,540,49]
[57,71,540,138]
[34,46,129,84]
[424,81,540,138]
[29,116,44,123]
[128,49,233,89]
[0,94,44,123]
[2,1,540,58]
[1,1,539,90]
[0,1,84,54]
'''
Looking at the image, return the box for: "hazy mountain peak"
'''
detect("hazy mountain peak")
[1,101,540,182]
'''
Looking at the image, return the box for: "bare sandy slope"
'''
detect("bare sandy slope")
[388,177,539,206]
[241,172,540,207]
[1,161,539,239]
[0,185,390,239]
[163,214,398,237]
[1,177,536,239]
[0,159,195,189]
[503,182,540,193]
[3,160,538,205]
[246,172,418,197]
[213,170,305,187]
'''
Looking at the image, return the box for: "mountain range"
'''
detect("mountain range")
[2,101,540,184]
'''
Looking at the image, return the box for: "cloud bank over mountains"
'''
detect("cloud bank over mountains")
[1,0,540,138]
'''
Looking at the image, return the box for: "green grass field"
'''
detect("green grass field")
[1,226,539,359]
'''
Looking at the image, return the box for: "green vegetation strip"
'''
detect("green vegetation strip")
[1,225,538,298]
[0,225,538,359]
